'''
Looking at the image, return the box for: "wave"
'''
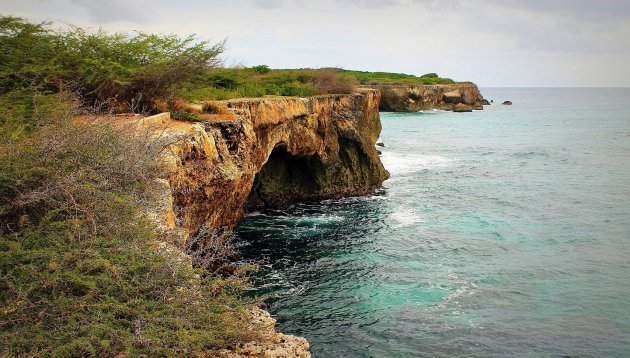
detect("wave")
[380,151,455,175]
[389,208,425,227]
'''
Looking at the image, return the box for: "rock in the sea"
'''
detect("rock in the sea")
[376,141,385,147]
[482,99,491,105]
[453,103,473,112]
[502,100,512,105]
[473,103,484,110]
[442,90,463,104]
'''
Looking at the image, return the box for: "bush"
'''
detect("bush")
[307,69,357,94]
[251,65,271,74]
[202,101,230,115]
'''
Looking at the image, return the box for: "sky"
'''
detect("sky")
[2,0,630,87]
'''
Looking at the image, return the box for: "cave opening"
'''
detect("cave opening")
[244,145,324,212]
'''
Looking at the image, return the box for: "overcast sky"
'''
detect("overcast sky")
[2,0,630,87]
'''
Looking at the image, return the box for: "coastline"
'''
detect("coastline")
[139,84,486,355]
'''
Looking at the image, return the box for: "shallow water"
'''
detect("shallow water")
[234,88,630,357]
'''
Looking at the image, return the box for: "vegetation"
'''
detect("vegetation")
[178,67,358,101]
[178,67,465,102]
[0,15,224,112]
[0,93,261,356]
[339,69,459,85]
[0,16,260,356]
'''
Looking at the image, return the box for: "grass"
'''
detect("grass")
[177,67,352,102]
[338,69,463,85]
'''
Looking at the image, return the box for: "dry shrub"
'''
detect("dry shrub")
[309,68,358,94]
[202,100,230,115]
[0,109,170,235]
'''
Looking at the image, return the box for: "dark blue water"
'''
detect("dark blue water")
[235,88,630,357]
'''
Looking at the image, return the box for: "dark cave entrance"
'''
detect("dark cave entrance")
[244,145,324,212]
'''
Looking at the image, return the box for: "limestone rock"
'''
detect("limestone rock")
[502,100,513,105]
[443,90,462,104]
[149,89,389,265]
[367,84,484,112]
[219,309,311,358]
[453,103,473,112]
[482,99,491,105]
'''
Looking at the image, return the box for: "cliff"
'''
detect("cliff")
[367,83,486,112]
[138,89,389,357]
[148,88,389,264]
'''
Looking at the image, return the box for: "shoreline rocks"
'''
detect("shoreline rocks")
[366,83,486,112]
[453,103,473,112]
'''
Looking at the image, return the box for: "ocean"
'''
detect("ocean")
[234,88,630,357]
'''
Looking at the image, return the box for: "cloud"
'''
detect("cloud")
[2,0,630,85]
[493,0,630,22]
[66,0,155,23]
[469,0,630,54]
[335,0,460,10]
[252,0,287,9]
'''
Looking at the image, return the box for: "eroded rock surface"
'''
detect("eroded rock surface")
[368,83,486,112]
[149,89,389,261]
[218,309,311,358]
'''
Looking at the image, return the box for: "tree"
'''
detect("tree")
[0,16,225,112]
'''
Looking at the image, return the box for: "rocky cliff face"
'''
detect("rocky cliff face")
[149,89,389,263]
[369,84,485,112]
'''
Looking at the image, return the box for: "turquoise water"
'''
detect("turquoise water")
[234,88,630,357]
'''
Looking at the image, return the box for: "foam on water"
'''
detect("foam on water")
[380,151,454,175]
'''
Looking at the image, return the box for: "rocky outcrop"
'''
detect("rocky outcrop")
[367,83,485,112]
[219,309,310,358]
[146,89,389,259]
[453,103,473,112]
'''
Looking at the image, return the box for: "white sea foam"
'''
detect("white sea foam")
[380,151,455,175]
[389,208,425,227]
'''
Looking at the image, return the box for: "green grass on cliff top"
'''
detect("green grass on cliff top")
[338,69,464,86]
[178,66,468,102]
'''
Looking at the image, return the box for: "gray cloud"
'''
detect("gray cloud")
[1,0,629,86]
[335,0,460,9]
[469,0,630,54]
[253,0,288,9]
[68,0,154,23]
[493,0,630,22]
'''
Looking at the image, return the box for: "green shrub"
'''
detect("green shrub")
[0,16,224,112]
[251,65,271,74]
